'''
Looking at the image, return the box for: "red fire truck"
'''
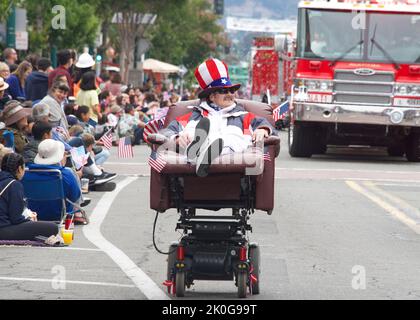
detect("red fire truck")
[251,36,294,104]
[281,0,420,161]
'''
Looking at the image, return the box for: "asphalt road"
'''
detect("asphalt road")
[1,131,420,300]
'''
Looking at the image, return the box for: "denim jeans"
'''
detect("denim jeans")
[95,149,110,166]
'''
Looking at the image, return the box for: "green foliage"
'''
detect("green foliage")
[24,0,100,53]
[148,0,225,79]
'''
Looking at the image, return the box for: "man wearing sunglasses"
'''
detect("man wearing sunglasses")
[164,58,275,177]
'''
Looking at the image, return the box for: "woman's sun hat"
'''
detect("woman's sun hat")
[194,58,241,99]
[0,77,9,91]
[34,139,65,165]
[1,101,32,126]
[76,52,95,69]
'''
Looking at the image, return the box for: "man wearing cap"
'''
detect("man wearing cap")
[164,58,276,176]
[0,100,31,154]
[0,77,11,110]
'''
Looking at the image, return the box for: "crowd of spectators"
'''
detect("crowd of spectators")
[0,47,195,243]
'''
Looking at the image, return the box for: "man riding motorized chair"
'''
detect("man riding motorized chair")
[147,58,280,298]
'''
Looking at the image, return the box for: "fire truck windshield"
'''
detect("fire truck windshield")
[298,9,420,64]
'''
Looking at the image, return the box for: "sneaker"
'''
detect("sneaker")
[93,172,117,185]
[196,138,224,177]
[80,198,91,207]
[186,117,210,162]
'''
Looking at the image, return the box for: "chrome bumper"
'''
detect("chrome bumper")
[293,102,420,127]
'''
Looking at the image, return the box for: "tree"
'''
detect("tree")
[94,0,172,83]
[24,0,100,55]
[149,0,226,84]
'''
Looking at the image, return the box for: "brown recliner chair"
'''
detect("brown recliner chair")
[149,99,280,215]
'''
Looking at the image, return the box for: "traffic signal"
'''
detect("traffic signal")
[214,0,224,15]
[96,54,102,62]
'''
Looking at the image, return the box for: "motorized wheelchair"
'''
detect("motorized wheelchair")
[149,99,280,298]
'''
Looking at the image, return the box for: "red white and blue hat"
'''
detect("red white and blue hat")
[195,58,241,99]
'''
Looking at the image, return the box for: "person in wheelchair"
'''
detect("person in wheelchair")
[164,58,276,176]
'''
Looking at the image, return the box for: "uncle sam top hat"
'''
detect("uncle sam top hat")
[195,58,241,99]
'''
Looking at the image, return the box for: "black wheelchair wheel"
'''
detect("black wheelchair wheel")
[249,245,261,295]
[176,271,186,297]
[166,244,177,281]
[237,272,247,298]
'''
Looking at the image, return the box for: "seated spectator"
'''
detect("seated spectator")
[107,104,122,128]
[23,121,52,164]
[32,103,72,152]
[6,61,32,101]
[68,134,116,186]
[75,105,95,135]
[0,77,11,111]
[0,101,31,153]
[25,139,87,224]
[0,62,10,81]
[118,104,146,145]
[64,102,78,127]
[0,153,58,240]
[25,57,52,103]
[38,81,70,132]
[76,71,101,127]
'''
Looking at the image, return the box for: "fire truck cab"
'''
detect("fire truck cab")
[284,0,420,161]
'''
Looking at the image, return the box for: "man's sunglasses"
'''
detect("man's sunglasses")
[215,88,237,94]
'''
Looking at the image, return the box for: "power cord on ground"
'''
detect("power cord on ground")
[153,211,177,255]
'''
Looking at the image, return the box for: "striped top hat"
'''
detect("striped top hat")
[195,58,241,99]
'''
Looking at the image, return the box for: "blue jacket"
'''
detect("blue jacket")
[0,171,28,228]
[6,74,25,101]
[25,71,49,102]
[23,164,81,221]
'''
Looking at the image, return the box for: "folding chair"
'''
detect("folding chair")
[22,169,79,222]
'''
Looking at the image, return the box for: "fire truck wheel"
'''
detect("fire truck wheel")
[288,123,314,157]
[406,133,420,162]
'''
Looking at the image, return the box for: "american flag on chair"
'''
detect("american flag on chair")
[273,101,289,122]
[143,118,166,144]
[98,129,113,150]
[118,136,134,158]
[148,150,167,173]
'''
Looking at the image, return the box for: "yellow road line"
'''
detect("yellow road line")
[364,181,420,220]
[345,180,420,235]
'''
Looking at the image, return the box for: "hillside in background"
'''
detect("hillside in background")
[225,0,300,19]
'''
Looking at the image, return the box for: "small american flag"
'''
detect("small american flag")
[148,150,167,173]
[273,101,289,122]
[263,152,271,162]
[98,129,113,150]
[118,136,134,158]
[143,118,165,144]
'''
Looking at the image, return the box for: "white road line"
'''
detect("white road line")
[0,276,135,288]
[276,167,420,174]
[83,177,169,300]
[276,177,420,183]
[346,180,420,235]
[107,162,148,165]
[0,246,102,252]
